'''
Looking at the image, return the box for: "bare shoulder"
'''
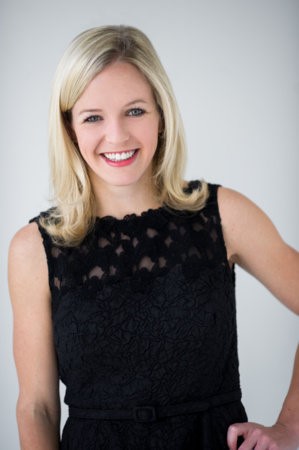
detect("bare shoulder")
[217,186,266,222]
[9,221,44,257]
[217,185,281,254]
[9,222,46,269]
[8,222,49,304]
[217,186,299,313]
[217,186,278,244]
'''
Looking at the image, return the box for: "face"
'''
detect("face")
[71,61,161,191]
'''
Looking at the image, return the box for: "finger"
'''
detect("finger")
[227,423,251,450]
[237,428,265,450]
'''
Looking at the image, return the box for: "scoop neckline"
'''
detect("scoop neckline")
[95,204,169,224]
[93,180,203,224]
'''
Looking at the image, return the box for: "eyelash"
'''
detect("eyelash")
[127,108,145,117]
[84,115,102,123]
[83,108,145,123]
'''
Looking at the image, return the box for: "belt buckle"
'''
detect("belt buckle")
[133,406,157,422]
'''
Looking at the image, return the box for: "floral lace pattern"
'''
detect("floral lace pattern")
[31,183,247,449]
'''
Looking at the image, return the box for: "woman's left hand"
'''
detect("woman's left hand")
[227,421,299,450]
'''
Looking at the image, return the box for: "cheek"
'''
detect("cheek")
[76,130,100,156]
[142,121,160,153]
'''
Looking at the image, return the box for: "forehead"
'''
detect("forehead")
[74,61,155,109]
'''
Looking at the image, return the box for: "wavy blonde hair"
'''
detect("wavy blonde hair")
[41,25,208,246]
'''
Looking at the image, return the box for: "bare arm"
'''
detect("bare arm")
[8,223,60,450]
[218,187,299,450]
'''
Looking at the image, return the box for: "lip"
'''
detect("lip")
[100,149,139,167]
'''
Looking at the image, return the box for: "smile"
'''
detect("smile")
[103,150,137,162]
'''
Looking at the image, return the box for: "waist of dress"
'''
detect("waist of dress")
[68,389,241,423]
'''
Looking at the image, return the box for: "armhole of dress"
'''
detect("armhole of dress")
[29,217,54,294]
[208,184,235,281]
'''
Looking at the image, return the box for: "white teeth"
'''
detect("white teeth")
[103,150,136,161]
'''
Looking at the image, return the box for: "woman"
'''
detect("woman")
[8,25,299,449]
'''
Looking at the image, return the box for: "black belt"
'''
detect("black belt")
[69,389,241,423]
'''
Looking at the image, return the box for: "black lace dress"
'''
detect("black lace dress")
[31,182,247,449]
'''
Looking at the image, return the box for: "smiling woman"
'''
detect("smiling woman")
[44,25,208,245]
[8,25,299,450]
[70,62,161,200]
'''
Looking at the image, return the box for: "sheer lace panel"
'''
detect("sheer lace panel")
[46,203,229,294]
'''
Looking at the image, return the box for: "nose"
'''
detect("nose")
[104,118,129,145]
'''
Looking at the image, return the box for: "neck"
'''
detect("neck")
[92,177,161,219]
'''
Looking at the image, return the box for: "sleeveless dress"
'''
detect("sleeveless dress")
[31,182,247,450]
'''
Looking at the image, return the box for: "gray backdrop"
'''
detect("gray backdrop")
[1,0,298,448]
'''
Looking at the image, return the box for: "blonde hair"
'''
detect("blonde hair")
[41,25,208,246]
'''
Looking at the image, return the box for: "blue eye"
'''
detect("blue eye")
[85,115,101,123]
[127,108,145,117]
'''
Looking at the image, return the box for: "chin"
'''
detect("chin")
[100,170,153,188]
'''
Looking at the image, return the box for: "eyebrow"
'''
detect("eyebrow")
[78,99,148,116]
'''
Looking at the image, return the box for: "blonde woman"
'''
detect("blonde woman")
[8,25,299,450]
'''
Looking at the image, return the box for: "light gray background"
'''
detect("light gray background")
[1,0,298,448]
